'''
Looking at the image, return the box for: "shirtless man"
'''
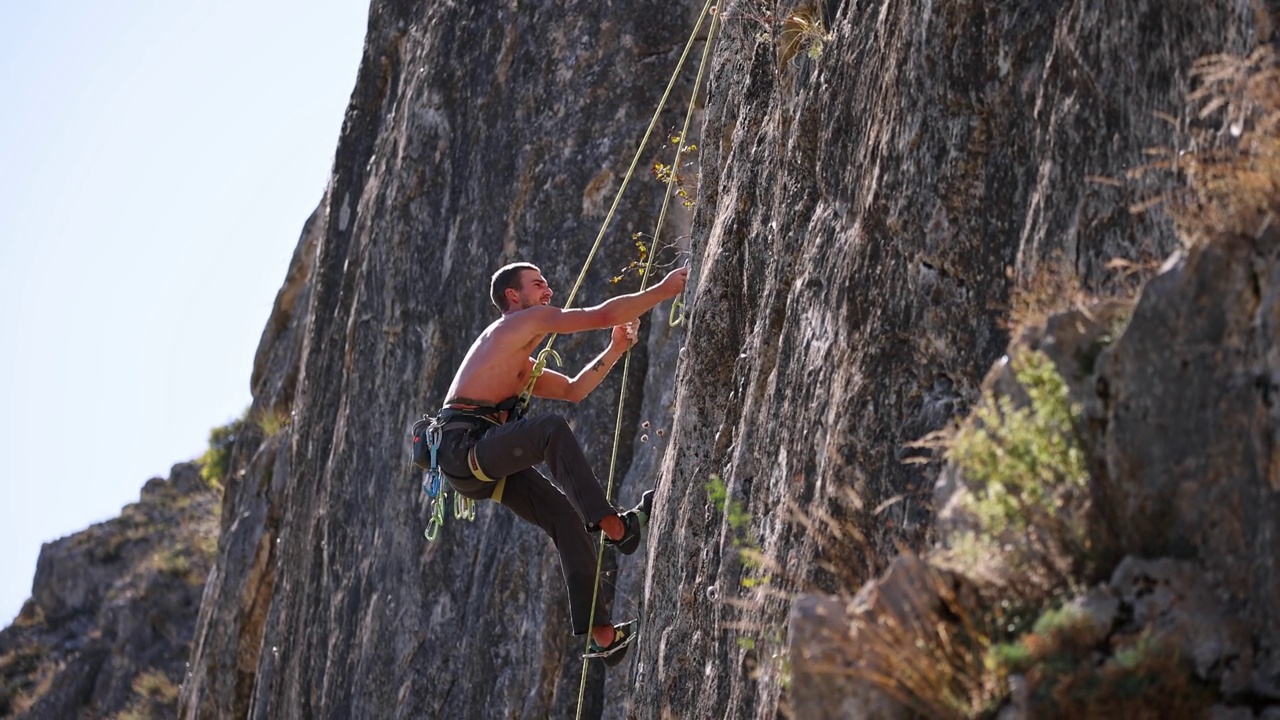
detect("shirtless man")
[434,261,688,661]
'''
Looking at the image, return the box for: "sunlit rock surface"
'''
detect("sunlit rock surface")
[167,0,1276,718]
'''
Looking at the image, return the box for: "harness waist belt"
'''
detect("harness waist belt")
[438,408,503,426]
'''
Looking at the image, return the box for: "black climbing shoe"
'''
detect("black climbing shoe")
[584,620,639,664]
[604,490,654,555]
[603,512,641,555]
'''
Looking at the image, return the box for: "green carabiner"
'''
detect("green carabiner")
[669,294,685,326]
[454,493,477,521]
[424,495,446,541]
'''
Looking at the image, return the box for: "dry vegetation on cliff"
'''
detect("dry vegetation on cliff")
[1144,46,1280,244]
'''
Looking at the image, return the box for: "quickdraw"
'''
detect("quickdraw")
[416,417,479,541]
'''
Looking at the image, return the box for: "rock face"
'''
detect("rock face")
[0,463,218,718]
[182,2,706,718]
[178,1,1274,719]
[636,2,1261,718]
[1097,231,1280,701]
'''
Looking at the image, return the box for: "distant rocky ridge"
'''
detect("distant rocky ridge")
[0,463,218,719]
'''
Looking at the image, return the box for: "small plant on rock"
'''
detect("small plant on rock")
[255,405,291,438]
[776,5,831,64]
[198,412,246,490]
[650,131,699,208]
[720,2,832,66]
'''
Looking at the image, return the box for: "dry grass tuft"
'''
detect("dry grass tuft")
[782,486,881,596]
[130,669,179,703]
[720,2,832,68]
[111,669,180,720]
[1135,46,1280,243]
[776,5,831,66]
[255,405,291,438]
[841,559,1007,718]
[1008,257,1088,334]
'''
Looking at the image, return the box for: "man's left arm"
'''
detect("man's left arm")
[533,321,638,403]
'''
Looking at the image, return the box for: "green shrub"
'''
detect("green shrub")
[198,412,246,490]
[944,349,1091,603]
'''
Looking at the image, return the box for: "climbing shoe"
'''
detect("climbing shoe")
[604,490,654,556]
[584,620,639,664]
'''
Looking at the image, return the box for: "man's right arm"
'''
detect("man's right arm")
[525,266,689,335]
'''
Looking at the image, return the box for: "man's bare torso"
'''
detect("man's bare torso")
[445,311,543,408]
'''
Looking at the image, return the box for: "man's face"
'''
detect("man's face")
[512,270,553,310]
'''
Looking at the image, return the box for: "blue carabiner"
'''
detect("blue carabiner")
[422,468,442,498]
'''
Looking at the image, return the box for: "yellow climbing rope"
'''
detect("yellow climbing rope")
[571,3,720,719]
[516,0,716,419]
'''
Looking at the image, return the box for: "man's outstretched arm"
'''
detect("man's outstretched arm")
[533,321,638,403]
[522,266,689,336]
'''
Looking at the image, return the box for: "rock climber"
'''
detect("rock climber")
[434,261,688,662]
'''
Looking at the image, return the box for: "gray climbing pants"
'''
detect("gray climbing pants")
[438,411,617,635]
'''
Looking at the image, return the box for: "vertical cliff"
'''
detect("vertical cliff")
[182,2,704,718]
[178,0,1271,718]
[635,1,1259,717]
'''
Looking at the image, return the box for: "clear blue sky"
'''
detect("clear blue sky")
[0,1,370,624]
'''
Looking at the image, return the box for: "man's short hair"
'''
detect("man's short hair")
[490,262,539,311]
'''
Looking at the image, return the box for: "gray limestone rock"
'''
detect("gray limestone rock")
[166,0,1278,719]
[1110,556,1253,695]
